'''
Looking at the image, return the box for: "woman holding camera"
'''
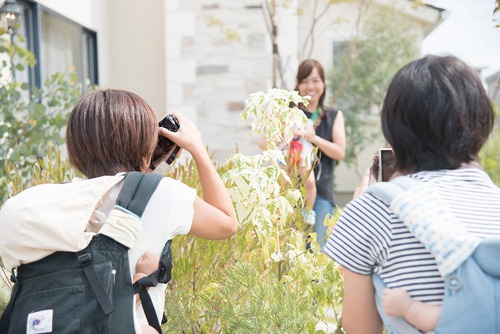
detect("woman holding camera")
[325,55,500,333]
[0,89,238,332]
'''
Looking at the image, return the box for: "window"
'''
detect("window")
[15,0,98,89]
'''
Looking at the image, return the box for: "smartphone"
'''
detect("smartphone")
[379,148,396,182]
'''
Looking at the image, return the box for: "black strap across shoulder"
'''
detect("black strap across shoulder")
[117,172,164,216]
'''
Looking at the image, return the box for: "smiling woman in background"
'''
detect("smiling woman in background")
[294,59,346,250]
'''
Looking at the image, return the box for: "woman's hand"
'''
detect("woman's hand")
[147,145,183,172]
[158,111,204,156]
[298,123,316,142]
[353,168,372,199]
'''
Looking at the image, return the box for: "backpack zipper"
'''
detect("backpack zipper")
[107,268,116,300]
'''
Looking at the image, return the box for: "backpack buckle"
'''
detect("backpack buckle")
[77,253,92,267]
[10,268,18,283]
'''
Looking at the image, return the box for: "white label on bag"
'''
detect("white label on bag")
[26,309,53,334]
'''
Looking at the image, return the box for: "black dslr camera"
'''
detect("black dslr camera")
[151,114,180,166]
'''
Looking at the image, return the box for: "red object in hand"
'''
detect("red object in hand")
[288,138,303,166]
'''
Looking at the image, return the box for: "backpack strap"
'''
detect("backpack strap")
[116,172,163,216]
[76,251,116,315]
[116,172,171,333]
[366,177,430,334]
[78,172,164,325]
[365,176,419,204]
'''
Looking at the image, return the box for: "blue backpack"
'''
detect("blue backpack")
[0,172,172,334]
[367,176,500,334]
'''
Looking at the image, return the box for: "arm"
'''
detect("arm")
[159,111,238,240]
[382,288,441,333]
[342,268,383,334]
[303,170,317,210]
[305,111,346,161]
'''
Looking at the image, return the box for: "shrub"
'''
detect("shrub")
[480,105,500,186]
[0,29,83,204]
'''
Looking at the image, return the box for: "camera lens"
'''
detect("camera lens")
[159,115,179,132]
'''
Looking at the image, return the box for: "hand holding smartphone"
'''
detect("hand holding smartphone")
[370,148,396,182]
[379,148,396,182]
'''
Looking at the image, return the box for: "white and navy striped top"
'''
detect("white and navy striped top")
[325,167,500,304]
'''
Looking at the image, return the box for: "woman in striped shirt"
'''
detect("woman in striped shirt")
[325,55,499,333]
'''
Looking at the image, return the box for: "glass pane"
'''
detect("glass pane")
[40,10,81,82]
[81,32,89,85]
[12,8,30,85]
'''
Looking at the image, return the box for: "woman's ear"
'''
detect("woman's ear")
[142,156,153,173]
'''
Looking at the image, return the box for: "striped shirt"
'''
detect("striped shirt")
[325,167,500,304]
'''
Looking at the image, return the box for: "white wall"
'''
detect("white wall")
[275,0,299,90]
[34,0,167,117]
[165,1,275,160]
[34,0,96,26]
[105,0,167,117]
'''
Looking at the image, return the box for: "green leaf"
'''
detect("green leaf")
[33,104,46,114]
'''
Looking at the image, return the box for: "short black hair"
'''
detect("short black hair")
[381,55,494,172]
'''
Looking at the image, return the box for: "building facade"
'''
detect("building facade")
[3,0,444,204]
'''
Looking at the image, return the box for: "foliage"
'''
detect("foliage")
[164,89,344,333]
[480,105,500,186]
[205,15,241,43]
[201,262,318,333]
[241,88,309,149]
[0,29,83,204]
[3,143,78,196]
[329,6,419,172]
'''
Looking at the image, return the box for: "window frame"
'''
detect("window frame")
[15,0,98,89]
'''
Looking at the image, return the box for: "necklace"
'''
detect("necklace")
[310,106,320,123]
